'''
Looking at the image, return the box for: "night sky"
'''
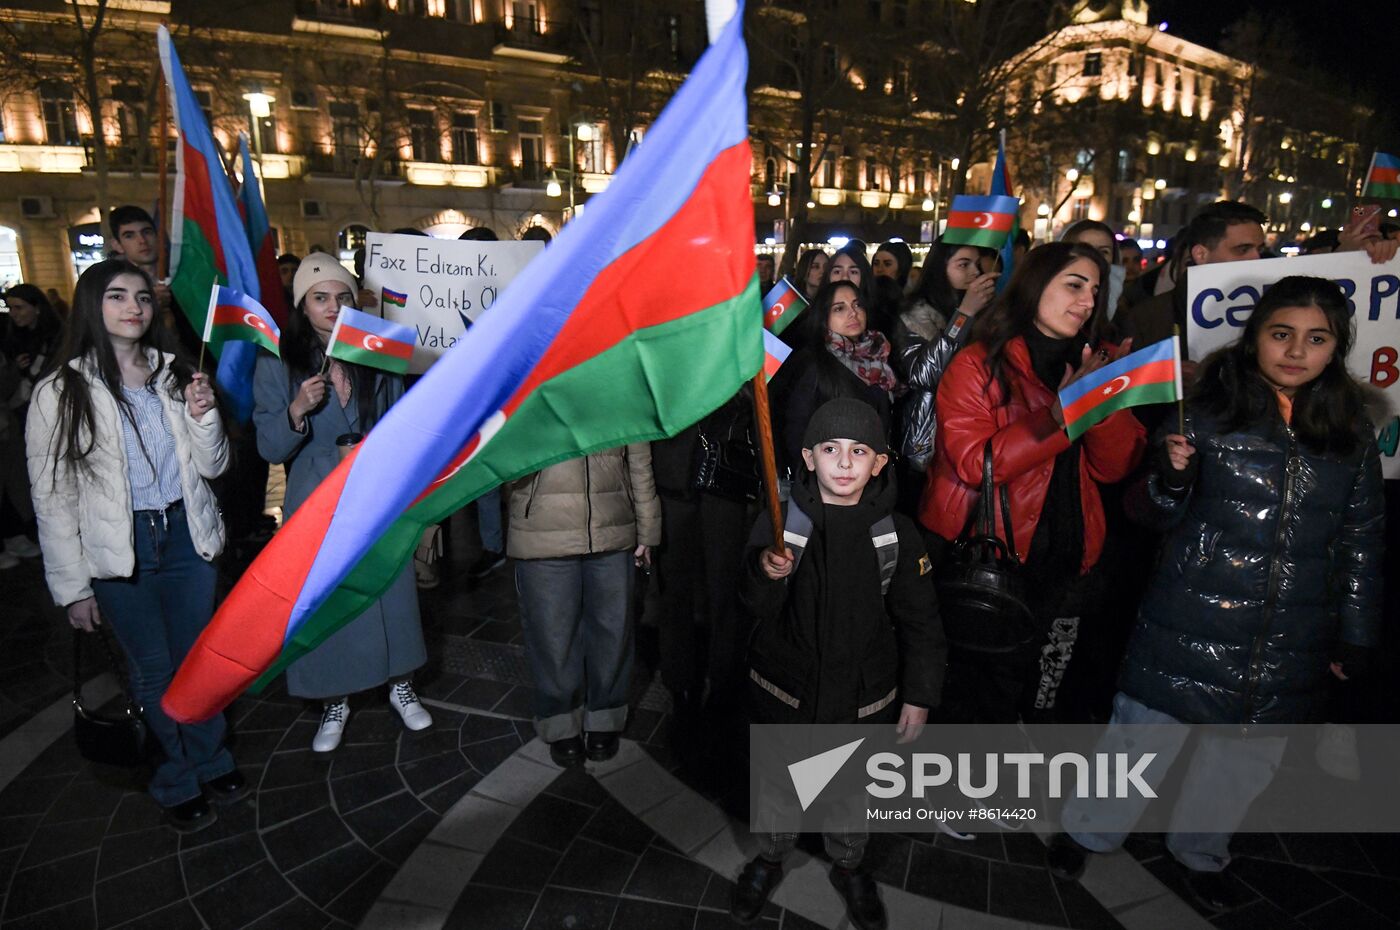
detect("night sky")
[1148,0,1400,137]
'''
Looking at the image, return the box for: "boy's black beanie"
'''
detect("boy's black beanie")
[802,397,887,454]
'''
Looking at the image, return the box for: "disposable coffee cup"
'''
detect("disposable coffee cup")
[336,432,363,461]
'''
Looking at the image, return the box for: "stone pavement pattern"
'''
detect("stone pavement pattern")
[1,517,1398,929]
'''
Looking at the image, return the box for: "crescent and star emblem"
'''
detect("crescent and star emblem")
[1101,375,1131,396]
[242,313,267,332]
[972,212,992,228]
[363,335,384,352]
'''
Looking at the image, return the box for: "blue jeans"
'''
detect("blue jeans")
[515,551,633,741]
[91,504,233,807]
[1061,692,1286,871]
[477,487,503,553]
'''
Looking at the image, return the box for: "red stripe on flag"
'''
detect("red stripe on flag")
[1062,359,1176,425]
[764,291,798,327]
[946,210,1016,233]
[1370,166,1400,185]
[501,142,754,418]
[212,304,273,334]
[180,139,228,278]
[338,323,414,361]
[162,445,361,722]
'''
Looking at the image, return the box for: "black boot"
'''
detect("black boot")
[584,731,620,762]
[729,857,783,925]
[1181,865,1249,913]
[830,865,887,930]
[549,736,585,768]
[1046,833,1090,881]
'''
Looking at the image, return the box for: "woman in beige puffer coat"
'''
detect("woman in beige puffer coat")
[507,442,660,767]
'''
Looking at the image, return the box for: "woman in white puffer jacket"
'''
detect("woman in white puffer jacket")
[26,260,241,834]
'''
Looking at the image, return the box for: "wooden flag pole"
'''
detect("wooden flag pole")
[155,72,169,282]
[751,369,785,557]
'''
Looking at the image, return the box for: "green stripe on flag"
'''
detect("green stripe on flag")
[329,341,411,375]
[1364,181,1400,199]
[941,227,1010,250]
[251,279,763,688]
[1065,380,1178,441]
[170,219,227,353]
[768,301,804,335]
[209,324,279,357]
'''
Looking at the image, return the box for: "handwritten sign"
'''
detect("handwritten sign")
[360,232,543,373]
[1187,251,1400,477]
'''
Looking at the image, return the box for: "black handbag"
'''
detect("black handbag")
[690,411,761,502]
[73,629,149,767]
[934,440,1037,652]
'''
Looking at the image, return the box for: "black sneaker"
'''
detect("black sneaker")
[1046,833,1090,881]
[202,770,249,806]
[549,736,586,768]
[585,731,620,762]
[468,550,506,579]
[1181,864,1249,913]
[166,795,217,834]
[830,865,887,930]
[730,857,783,924]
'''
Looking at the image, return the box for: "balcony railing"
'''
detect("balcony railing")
[493,18,571,62]
[304,149,403,179]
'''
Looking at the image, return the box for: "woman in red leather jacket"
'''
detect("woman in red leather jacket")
[920,242,1146,724]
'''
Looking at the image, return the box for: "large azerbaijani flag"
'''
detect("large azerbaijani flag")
[236,133,290,327]
[162,2,761,722]
[1362,152,1400,200]
[988,131,1019,294]
[1059,337,1181,441]
[159,27,261,421]
[943,194,1020,250]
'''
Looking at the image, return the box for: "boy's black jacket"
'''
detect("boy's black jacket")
[741,466,947,724]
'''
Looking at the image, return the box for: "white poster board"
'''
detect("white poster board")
[360,232,544,374]
[1186,252,1400,477]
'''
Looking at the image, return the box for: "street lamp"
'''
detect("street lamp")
[242,90,275,201]
[767,189,782,207]
[1278,191,1293,204]
[545,169,562,198]
[1154,178,1166,190]
[1065,168,1079,182]
[1321,197,1333,209]
[921,195,934,212]
[1036,202,1051,217]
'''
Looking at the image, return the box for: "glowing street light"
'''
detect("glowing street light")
[921,196,934,211]
[767,190,781,207]
[1277,191,1293,204]
[1065,168,1079,182]
[1321,197,1333,209]
[576,122,595,142]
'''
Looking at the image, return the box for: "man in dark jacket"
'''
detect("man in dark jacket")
[730,399,945,930]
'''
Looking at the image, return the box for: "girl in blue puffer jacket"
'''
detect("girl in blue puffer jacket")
[1050,275,1384,911]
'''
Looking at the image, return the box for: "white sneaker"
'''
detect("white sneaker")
[0,551,19,570]
[389,680,433,731]
[1316,722,1361,781]
[3,536,39,559]
[312,699,350,752]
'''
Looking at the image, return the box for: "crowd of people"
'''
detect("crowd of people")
[4,196,1396,930]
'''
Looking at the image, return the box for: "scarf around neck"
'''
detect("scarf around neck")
[824,329,902,396]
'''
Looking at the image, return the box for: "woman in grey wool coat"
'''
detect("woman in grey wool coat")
[252,254,431,752]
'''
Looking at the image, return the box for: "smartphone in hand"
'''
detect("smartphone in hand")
[1349,203,1383,241]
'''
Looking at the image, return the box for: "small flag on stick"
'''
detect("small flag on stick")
[326,306,416,375]
[942,195,1020,250]
[1362,152,1400,199]
[761,275,807,334]
[1059,337,1181,441]
[381,287,408,310]
[202,285,281,357]
[762,329,791,381]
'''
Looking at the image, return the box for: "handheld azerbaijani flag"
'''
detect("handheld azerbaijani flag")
[381,287,408,310]
[1059,337,1182,441]
[326,306,416,375]
[761,275,808,334]
[203,285,280,356]
[1362,152,1400,199]
[762,329,791,381]
[942,195,1020,250]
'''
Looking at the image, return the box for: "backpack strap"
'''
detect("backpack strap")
[871,515,899,594]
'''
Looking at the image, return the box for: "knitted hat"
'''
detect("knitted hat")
[292,252,359,307]
[802,397,887,454]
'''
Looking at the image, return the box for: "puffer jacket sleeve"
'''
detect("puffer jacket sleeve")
[626,442,662,547]
[24,377,91,606]
[252,353,309,465]
[1333,434,1385,648]
[937,349,1069,487]
[895,323,960,392]
[887,516,947,709]
[1124,411,1197,532]
[183,405,229,480]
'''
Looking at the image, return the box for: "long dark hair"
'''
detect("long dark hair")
[909,237,997,315]
[793,248,827,299]
[970,242,1110,398]
[1195,275,1364,455]
[874,240,913,289]
[795,280,882,401]
[2,283,62,355]
[282,291,384,433]
[825,244,875,311]
[44,260,191,473]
